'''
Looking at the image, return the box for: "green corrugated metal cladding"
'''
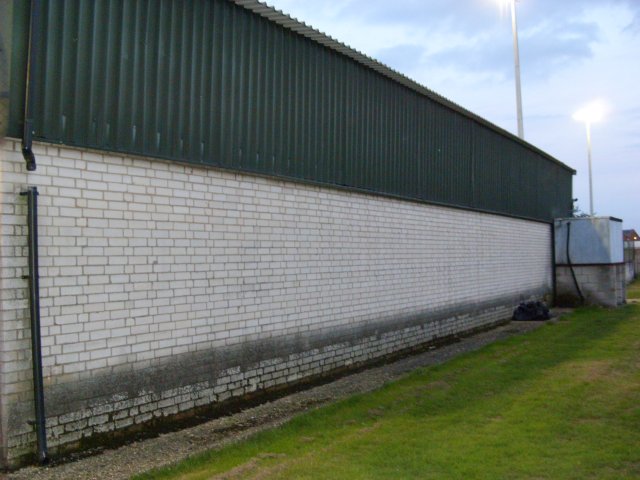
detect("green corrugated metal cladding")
[8,0,573,222]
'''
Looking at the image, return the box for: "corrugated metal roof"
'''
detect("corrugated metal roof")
[232,0,575,174]
[7,0,573,221]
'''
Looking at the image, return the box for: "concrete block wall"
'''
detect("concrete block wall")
[554,218,626,307]
[0,138,553,466]
[625,262,635,284]
[556,265,626,307]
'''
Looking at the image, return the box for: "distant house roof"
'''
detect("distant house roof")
[623,229,640,241]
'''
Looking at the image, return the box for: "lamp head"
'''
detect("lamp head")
[573,100,606,124]
[496,0,515,13]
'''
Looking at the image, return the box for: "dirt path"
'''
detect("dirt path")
[5,319,552,480]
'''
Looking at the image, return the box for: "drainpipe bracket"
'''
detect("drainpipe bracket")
[22,148,37,171]
[21,123,37,171]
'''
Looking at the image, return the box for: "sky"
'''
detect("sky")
[264,0,640,230]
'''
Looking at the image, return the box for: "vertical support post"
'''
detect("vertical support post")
[586,122,594,216]
[20,186,48,464]
[510,0,524,139]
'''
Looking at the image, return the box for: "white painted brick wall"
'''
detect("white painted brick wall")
[0,138,552,465]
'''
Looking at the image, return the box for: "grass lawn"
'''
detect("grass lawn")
[628,278,640,300]
[135,306,640,480]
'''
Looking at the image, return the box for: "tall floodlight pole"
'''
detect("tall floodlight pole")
[585,121,594,216]
[498,0,525,139]
[510,0,524,139]
[573,101,605,217]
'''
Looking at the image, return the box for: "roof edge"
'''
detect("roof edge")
[232,0,576,175]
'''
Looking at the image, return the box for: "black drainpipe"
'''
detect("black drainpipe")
[22,0,42,171]
[551,222,557,303]
[20,187,48,464]
[566,221,585,305]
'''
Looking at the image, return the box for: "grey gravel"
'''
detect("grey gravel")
[4,318,556,480]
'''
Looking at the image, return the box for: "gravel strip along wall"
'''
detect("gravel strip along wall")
[7,320,547,480]
[0,138,552,467]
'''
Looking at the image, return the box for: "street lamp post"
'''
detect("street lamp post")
[498,0,524,139]
[509,0,524,139]
[585,121,594,216]
[573,101,605,217]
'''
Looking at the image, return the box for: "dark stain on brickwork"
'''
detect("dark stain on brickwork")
[7,290,547,467]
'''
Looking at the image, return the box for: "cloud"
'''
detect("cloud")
[625,11,640,33]
[268,0,638,86]
[372,19,600,84]
[317,0,604,84]
[375,44,427,73]
[620,106,640,120]
[519,20,600,80]
[268,0,640,40]
[338,0,500,33]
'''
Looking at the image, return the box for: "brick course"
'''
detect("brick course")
[0,139,552,466]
